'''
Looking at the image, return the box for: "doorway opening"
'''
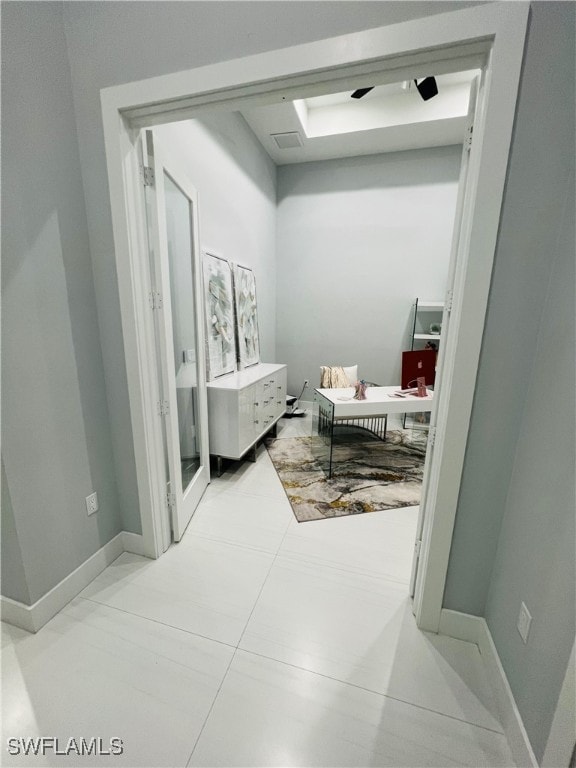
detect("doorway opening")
[147,84,472,589]
[102,3,528,632]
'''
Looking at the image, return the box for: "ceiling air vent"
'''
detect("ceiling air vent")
[271,131,303,149]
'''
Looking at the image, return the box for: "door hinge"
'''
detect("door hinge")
[142,165,155,187]
[414,539,422,558]
[149,290,163,309]
[157,399,170,416]
[445,289,453,314]
[464,124,473,152]
[166,492,176,509]
[428,426,437,447]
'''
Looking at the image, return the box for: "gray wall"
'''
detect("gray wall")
[276,148,460,395]
[486,158,575,762]
[443,2,575,759]
[1,461,30,604]
[444,3,575,618]
[154,117,277,363]
[1,2,123,605]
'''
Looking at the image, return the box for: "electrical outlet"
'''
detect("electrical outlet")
[304,379,309,388]
[86,492,99,516]
[517,601,532,644]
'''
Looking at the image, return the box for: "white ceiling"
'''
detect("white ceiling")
[241,70,478,165]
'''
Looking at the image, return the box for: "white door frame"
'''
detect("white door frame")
[143,132,211,541]
[409,74,479,600]
[101,2,529,630]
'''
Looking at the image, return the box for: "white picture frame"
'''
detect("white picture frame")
[202,252,236,380]
[233,264,260,369]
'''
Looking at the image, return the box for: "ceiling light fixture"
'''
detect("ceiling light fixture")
[414,77,438,101]
[351,76,438,101]
[350,87,374,99]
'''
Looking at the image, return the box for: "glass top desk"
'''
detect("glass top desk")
[312,386,434,478]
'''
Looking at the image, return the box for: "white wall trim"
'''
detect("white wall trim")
[438,606,485,645]
[439,609,538,768]
[121,530,145,556]
[0,595,36,634]
[0,532,143,633]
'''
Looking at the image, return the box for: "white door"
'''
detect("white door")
[410,77,480,598]
[142,130,210,541]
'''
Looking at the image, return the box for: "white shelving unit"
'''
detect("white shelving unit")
[405,299,444,430]
[410,298,444,350]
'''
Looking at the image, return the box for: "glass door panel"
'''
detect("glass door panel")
[163,174,202,493]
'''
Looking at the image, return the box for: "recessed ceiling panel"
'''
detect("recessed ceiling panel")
[271,131,303,149]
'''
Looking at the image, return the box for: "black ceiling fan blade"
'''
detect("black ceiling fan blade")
[351,87,374,99]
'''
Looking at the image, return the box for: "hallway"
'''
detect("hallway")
[2,419,515,767]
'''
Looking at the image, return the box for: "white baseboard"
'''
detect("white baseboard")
[121,531,145,555]
[1,531,143,634]
[0,596,36,633]
[438,607,485,644]
[439,609,538,768]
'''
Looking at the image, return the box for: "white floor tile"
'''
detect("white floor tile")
[188,650,515,767]
[187,489,291,553]
[203,445,286,502]
[239,556,502,732]
[1,599,233,767]
[280,505,419,584]
[4,444,514,768]
[79,539,274,646]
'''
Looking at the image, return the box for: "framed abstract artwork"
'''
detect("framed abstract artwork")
[202,252,237,379]
[233,264,260,369]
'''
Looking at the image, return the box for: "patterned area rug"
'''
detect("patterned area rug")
[266,428,428,522]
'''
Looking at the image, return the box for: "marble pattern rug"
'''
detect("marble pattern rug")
[266,430,428,522]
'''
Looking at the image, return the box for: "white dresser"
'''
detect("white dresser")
[207,363,287,472]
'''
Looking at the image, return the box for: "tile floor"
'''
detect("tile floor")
[1,413,515,767]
